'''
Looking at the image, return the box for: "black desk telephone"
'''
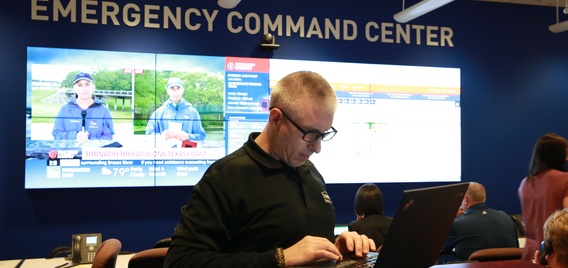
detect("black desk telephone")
[71,233,102,264]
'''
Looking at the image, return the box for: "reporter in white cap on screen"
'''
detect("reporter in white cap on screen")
[52,72,115,140]
[145,77,206,141]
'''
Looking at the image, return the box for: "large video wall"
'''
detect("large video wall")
[25,46,460,188]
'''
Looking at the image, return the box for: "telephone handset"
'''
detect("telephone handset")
[71,233,102,264]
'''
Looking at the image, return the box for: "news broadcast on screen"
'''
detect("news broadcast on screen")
[25,46,460,189]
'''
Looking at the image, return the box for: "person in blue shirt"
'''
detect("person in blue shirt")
[441,182,519,261]
[52,72,115,140]
[145,77,206,141]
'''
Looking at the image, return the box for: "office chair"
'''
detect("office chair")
[91,238,122,268]
[48,246,72,259]
[511,214,526,237]
[152,237,171,248]
[467,247,523,262]
[128,247,168,268]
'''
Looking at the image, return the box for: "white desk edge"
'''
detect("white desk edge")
[0,253,134,268]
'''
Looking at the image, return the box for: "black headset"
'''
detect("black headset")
[539,239,554,265]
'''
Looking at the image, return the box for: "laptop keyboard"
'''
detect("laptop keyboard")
[336,252,378,268]
[296,252,379,267]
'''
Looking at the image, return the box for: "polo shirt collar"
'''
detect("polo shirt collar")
[244,132,314,171]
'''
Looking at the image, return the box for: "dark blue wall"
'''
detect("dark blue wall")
[2,0,568,259]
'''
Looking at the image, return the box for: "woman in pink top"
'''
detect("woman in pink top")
[519,133,568,262]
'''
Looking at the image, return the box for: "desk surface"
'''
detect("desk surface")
[1,254,537,268]
[0,253,133,268]
[432,260,540,268]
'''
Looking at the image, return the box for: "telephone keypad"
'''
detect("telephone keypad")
[87,252,96,261]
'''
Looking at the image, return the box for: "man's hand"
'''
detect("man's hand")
[163,130,190,141]
[534,250,543,265]
[456,206,465,217]
[335,231,376,258]
[162,129,176,140]
[175,131,190,141]
[77,130,89,141]
[282,236,342,266]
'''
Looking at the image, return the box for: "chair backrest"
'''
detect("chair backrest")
[91,238,122,268]
[128,247,168,268]
[48,246,72,259]
[152,237,171,248]
[467,247,523,262]
[510,213,526,237]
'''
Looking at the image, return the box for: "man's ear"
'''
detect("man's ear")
[268,108,283,126]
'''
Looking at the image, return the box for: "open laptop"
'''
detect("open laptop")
[298,182,469,268]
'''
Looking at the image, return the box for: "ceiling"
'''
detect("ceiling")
[482,0,559,7]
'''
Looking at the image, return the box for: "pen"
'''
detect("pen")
[14,259,25,268]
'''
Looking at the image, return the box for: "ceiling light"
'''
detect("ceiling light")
[549,20,568,33]
[550,0,568,33]
[394,0,455,23]
[217,0,241,9]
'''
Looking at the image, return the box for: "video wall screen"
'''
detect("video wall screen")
[25,46,461,189]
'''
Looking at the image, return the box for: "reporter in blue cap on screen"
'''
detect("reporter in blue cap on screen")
[52,72,115,140]
[145,77,206,141]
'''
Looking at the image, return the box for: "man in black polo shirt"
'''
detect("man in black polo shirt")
[165,71,376,268]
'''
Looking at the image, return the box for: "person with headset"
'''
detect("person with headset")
[145,77,206,141]
[535,208,568,267]
[52,72,115,140]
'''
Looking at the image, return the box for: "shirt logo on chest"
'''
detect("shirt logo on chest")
[87,120,99,129]
[321,191,332,204]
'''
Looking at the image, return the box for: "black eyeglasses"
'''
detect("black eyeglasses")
[273,108,338,142]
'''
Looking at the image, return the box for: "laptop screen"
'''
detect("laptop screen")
[334,224,349,236]
[373,182,469,268]
[298,183,469,268]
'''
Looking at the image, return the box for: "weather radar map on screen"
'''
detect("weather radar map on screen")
[25,46,461,189]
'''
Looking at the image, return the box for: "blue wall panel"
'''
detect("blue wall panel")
[2,0,568,259]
